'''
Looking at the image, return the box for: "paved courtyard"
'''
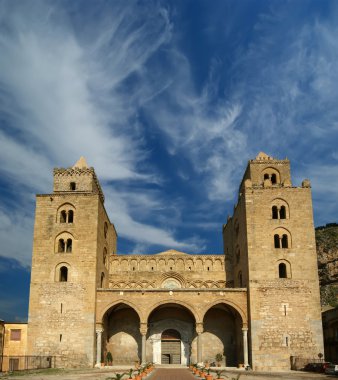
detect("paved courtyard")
[0,367,334,380]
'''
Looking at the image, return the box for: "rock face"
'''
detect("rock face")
[316,224,338,307]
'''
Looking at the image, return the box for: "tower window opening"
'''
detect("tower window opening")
[70,182,76,191]
[279,263,287,278]
[132,267,135,271]
[68,210,74,223]
[104,222,108,239]
[60,210,67,223]
[264,173,269,180]
[281,234,288,248]
[238,271,243,287]
[170,267,172,270]
[274,234,280,248]
[272,206,278,219]
[207,267,210,271]
[151,267,154,271]
[66,239,72,252]
[284,304,287,316]
[100,272,105,288]
[188,266,191,270]
[285,336,289,346]
[58,239,65,253]
[271,173,277,184]
[60,266,68,282]
[61,303,63,314]
[60,334,62,342]
[280,206,286,219]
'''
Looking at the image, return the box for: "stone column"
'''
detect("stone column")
[196,323,203,363]
[95,328,103,367]
[140,323,148,364]
[242,327,249,367]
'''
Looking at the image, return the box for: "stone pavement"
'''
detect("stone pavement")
[0,367,332,380]
[149,368,196,380]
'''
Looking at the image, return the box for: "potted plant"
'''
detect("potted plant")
[200,366,206,378]
[214,369,226,379]
[205,367,213,380]
[215,353,223,367]
[127,368,134,380]
[106,373,126,380]
[106,351,113,366]
[134,367,143,380]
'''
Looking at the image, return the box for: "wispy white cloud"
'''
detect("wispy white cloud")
[0,0,202,265]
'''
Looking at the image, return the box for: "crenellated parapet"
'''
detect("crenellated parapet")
[53,157,104,202]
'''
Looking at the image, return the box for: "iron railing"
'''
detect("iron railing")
[0,355,55,372]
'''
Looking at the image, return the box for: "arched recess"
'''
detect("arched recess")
[272,227,292,249]
[270,198,290,219]
[146,302,197,365]
[56,203,76,223]
[277,259,292,279]
[54,262,71,282]
[54,232,75,253]
[262,167,280,185]
[157,272,186,288]
[201,302,246,367]
[101,302,142,365]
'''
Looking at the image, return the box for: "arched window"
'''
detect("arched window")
[279,263,287,278]
[58,205,75,224]
[66,239,72,252]
[272,206,278,219]
[236,247,240,264]
[60,266,68,282]
[58,239,65,253]
[100,272,105,288]
[70,182,76,191]
[68,210,74,223]
[238,271,243,287]
[271,173,277,184]
[280,206,286,219]
[281,234,288,248]
[60,211,67,223]
[264,173,269,180]
[274,234,280,248]
[103,248,107,267]
[104,222,108,239]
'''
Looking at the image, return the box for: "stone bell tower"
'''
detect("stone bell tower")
[27,157,117,367]
[223,152,324,371]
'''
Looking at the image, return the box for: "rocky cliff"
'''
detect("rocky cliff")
[316,223,338,307]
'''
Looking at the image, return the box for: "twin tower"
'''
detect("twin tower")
[27,153,323,370]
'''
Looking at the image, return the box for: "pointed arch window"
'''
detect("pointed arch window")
[66,239,72,252]
[60,211,67,223]
[272,206,278,219]
[280,206,286,219]
[104,222,108,239]
[274,234,280,248]
[100,272,105,288]
[56,233,74,253]
[281,234,288,248]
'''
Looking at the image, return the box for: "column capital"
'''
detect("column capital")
[196,322,204,335]
[242,326,248,332]
[140,322,148,335]
[96,328,104,334]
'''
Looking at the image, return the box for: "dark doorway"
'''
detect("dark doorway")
[161,329,181,364]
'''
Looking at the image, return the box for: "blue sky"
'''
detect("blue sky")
[1,0,338,321]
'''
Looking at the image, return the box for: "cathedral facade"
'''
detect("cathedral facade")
[27,153,324,371]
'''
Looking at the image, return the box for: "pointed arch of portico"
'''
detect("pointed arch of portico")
[201,299,247,328]
[98,299,144,323]
[145,299,200,323]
